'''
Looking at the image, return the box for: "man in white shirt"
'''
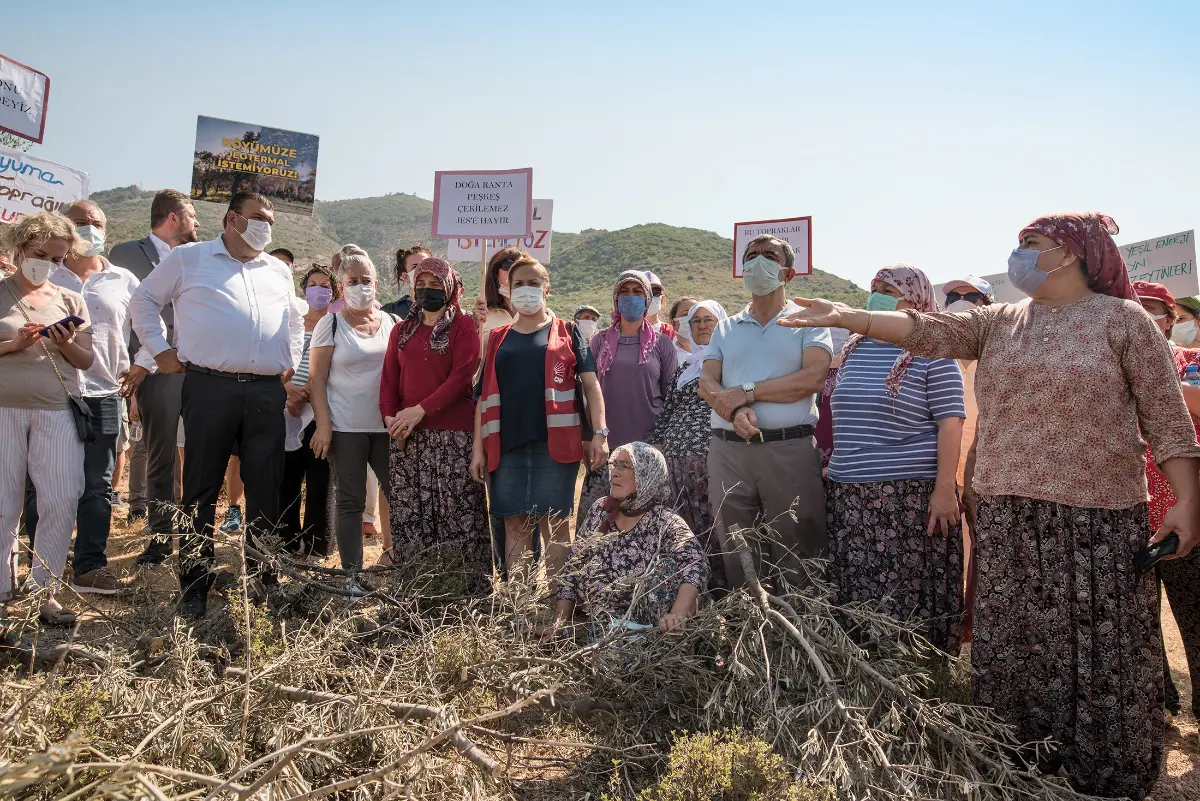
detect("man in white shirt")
[132,191,303,619]
[25,201,139,595]
[108,190,198,564]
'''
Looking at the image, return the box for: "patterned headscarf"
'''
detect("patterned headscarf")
[595,270,659,378]
[1019,213,1133,301]
[838,263,937,398]
[394,257,463,353]
[600,442,670,533]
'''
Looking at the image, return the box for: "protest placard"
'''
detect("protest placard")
[191,115,319,216]
[432,169,533,239]
[0,54,50,144]
[0,145,88,223]
[1122,230,1197,299]
[937,229,1199,307]
[447,199,553,263]
[733,216,812,277]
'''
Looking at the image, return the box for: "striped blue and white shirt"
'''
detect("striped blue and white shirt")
[827,339,965,483]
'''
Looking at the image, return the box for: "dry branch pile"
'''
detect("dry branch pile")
[0,534,1110,800]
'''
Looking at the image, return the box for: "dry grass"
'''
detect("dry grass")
[0,504,1195,799]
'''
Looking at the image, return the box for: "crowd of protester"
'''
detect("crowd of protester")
[0,193,1197,798]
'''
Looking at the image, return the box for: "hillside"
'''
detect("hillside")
[89,187,866,314]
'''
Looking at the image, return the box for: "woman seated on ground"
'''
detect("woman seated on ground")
[826,264,966,654]
[653,299,728,590]
[544,442,709,641]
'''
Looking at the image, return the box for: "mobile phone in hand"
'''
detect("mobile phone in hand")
[1134,533,1179,578]
[38,314,86,337]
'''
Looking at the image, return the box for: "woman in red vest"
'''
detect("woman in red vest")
[471,255,609,585]
[380,257,489,594]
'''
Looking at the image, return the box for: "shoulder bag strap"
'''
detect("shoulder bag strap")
[6,281,80,403]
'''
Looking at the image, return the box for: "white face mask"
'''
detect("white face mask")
[76,225,106,257]
[511,285,545,315]
[498,284,511,299]
[945,300,975,313]
[236,216,272,252]
[673,316,691,341]
[576,319,598,340]
[397,275,411,300]
[343,283,376,311]
[1171,320,1198,346]
[647,296,663,317]
[20,257,56,286]
[742,255,782,296]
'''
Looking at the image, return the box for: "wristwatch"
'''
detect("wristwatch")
[742,382,756,404]
[594,427,610,438]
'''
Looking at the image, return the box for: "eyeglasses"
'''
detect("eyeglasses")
[608,458,634,473]
[945,291,986,305]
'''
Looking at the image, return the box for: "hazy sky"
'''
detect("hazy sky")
[8,0,1198,288]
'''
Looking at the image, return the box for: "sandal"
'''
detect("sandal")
[38,606,77,628]
[374,549,395,568]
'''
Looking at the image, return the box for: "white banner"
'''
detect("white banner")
[937,229,1199,306]
[0,54,50,144]
[1122,230,1197,300]
[733,216,812,277]
[447,199,553,263]
[0,145,88,224]
[432,168,532,238]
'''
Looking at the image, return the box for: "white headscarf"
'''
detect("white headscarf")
[676,299,728,387]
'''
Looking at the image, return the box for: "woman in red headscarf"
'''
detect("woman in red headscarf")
[777,213,1200,799]
[1133,280,1200,723]
[379,257,489,594]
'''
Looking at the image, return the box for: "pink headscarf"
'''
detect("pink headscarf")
[838,264,937,398]
[1019,212,1134,301]
[594,270,659,378]
[394,257,464,353]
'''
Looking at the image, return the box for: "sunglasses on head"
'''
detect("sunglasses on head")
[945,290,986,305]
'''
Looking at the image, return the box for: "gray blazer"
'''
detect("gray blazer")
[109,236,174,352]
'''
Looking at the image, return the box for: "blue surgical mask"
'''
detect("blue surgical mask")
[1007,245,1065,296]
[617,294,647,322]
[866,292,900,312]
[742,255,782,297]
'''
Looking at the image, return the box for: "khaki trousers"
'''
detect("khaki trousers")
[707,434,826,589]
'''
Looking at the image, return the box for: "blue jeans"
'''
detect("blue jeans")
[25,394,121,575]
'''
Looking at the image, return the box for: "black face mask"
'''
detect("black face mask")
[415,287,447,312]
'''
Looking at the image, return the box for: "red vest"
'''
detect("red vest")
[480,317,584,473]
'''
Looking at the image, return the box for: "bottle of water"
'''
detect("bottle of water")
[1185,365,1200,387]
[129,420,143,442]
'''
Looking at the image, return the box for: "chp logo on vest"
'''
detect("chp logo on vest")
[553,360,567,385]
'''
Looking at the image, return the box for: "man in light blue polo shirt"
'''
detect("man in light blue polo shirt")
[699,234,833,588]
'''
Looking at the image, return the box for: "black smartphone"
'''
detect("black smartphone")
[38,314,86,337]
[1134,533,1179,578]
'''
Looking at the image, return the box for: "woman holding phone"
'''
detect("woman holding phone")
[0,212,95,628]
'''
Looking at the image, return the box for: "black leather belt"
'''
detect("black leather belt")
[187,365,281,383]
[711,424,814,443]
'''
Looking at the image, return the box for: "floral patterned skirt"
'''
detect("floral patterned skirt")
[666,453,725,591]
[973,496,1162,799]
[387,428,491,596]
[826,479,963,654]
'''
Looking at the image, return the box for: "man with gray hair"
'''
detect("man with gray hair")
[24,201,143,593]
[698,234,833,588]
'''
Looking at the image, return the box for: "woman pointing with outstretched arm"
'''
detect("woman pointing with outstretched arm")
[779,212,1200,800]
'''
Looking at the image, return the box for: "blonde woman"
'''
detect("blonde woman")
[0,212,94,626]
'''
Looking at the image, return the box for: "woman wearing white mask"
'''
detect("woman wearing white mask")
[308,253,397,581]
[654,299,727,589]
[667,296,699,358]
[779,212,1200,798]
[0,212,94,628]
[572,304,602,341]
[471,256,609,585]
[472,247,520,355]
[1172,296,1200,347]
